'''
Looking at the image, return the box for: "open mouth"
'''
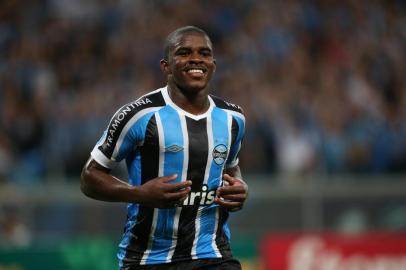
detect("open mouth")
[187,69,204,74]
[184,66,207,76]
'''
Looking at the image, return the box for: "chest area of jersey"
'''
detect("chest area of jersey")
[154,108,232,169]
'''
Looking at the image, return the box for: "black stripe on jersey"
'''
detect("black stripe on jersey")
[210,95,244,114]
[185,117,208,191]
[98,91,165,159]
[122,206,154,266]
[140,115,159,184]
[231,117,239,149]
[172,117,208,260]
[215,209,232,258]
[124,116,159,265]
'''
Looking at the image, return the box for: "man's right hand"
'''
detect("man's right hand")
[137,174,192,208]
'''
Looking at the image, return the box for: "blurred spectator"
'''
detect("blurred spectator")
[0,0,405,182]
[0,134,14,183]
[0,205,31,247]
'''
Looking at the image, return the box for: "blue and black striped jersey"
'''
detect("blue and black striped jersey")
[91,86,245,267]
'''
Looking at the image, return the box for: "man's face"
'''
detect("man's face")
[163,32,216,93]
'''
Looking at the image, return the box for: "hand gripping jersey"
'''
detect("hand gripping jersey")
[90,86,245,267]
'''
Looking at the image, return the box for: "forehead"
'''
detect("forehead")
[172,32,213,50]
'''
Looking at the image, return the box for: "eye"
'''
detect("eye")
[176,49,190,57]
[200,49,212,57]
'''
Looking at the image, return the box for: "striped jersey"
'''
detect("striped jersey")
[90,86,245,267]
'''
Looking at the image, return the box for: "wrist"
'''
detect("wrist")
[121,184,143,204]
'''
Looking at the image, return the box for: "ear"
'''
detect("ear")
[160,59,171,75]
[213,58,217,73]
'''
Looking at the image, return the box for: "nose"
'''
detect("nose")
[189,51,203,63]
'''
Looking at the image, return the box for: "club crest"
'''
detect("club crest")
[212,144,228,165]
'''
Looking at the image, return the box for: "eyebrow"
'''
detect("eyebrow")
[174,45,212,52]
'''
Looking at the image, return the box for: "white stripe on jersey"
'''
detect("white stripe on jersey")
[140,209,158,265]
[204,112,214,186]
[205,112,220,257]
[191,207,202,260]
[224,109,245,125]
[155,112,165,177]
[212,207,221,257]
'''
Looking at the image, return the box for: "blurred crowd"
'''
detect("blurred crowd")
[0,0,405,183]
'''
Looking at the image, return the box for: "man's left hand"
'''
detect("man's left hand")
[214,174,248,212]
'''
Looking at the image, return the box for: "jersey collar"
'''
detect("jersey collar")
[162,86,214,121]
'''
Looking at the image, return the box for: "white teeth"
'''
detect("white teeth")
[188,69,203,74]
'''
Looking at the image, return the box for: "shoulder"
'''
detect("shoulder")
[128,88,166,112]
[113,88,165,117]
[210,95,245,117]
[108,88,166,129]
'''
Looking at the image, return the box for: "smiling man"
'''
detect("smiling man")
[80,26,247,270]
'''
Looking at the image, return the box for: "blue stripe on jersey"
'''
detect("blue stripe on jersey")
[221,114,244,243]
[118,205,140,265]
[196,107,229,258]
[116,112,155,162]
[195,207,218,258]
[146,106,184,264]
[117,112,155,266]
[223,222,231,240]
[118,153,143,266]
[126,151,141,186]
[208,107,229,189]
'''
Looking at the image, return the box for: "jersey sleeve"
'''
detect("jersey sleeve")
[226,113,245,169]
[90,102,156,169]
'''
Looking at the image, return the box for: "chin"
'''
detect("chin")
[179,82,208,93]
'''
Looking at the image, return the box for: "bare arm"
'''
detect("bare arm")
[80,159,192,208]
[214,165,248,212]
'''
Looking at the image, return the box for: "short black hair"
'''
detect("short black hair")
[163,25,212,61]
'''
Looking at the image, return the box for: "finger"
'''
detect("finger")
[220,194,247,202]
[223,175,246,188]
[165,180,192,192]
[165,187,191,201]
[160,174,178,183]
[216,201,243,212]
[222,174,237,185]
[217,185,246,196]
[214,197,242,209]
[228,206,243,212]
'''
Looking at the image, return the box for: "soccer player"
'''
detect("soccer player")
[80,25,248,270]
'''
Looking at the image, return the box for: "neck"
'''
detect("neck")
[167,81,210,115]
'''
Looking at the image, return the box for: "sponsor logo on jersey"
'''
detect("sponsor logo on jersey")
[182,184,216,206]
[106,98,152,148]
[225,101,241,111]
[212,144,227,165]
